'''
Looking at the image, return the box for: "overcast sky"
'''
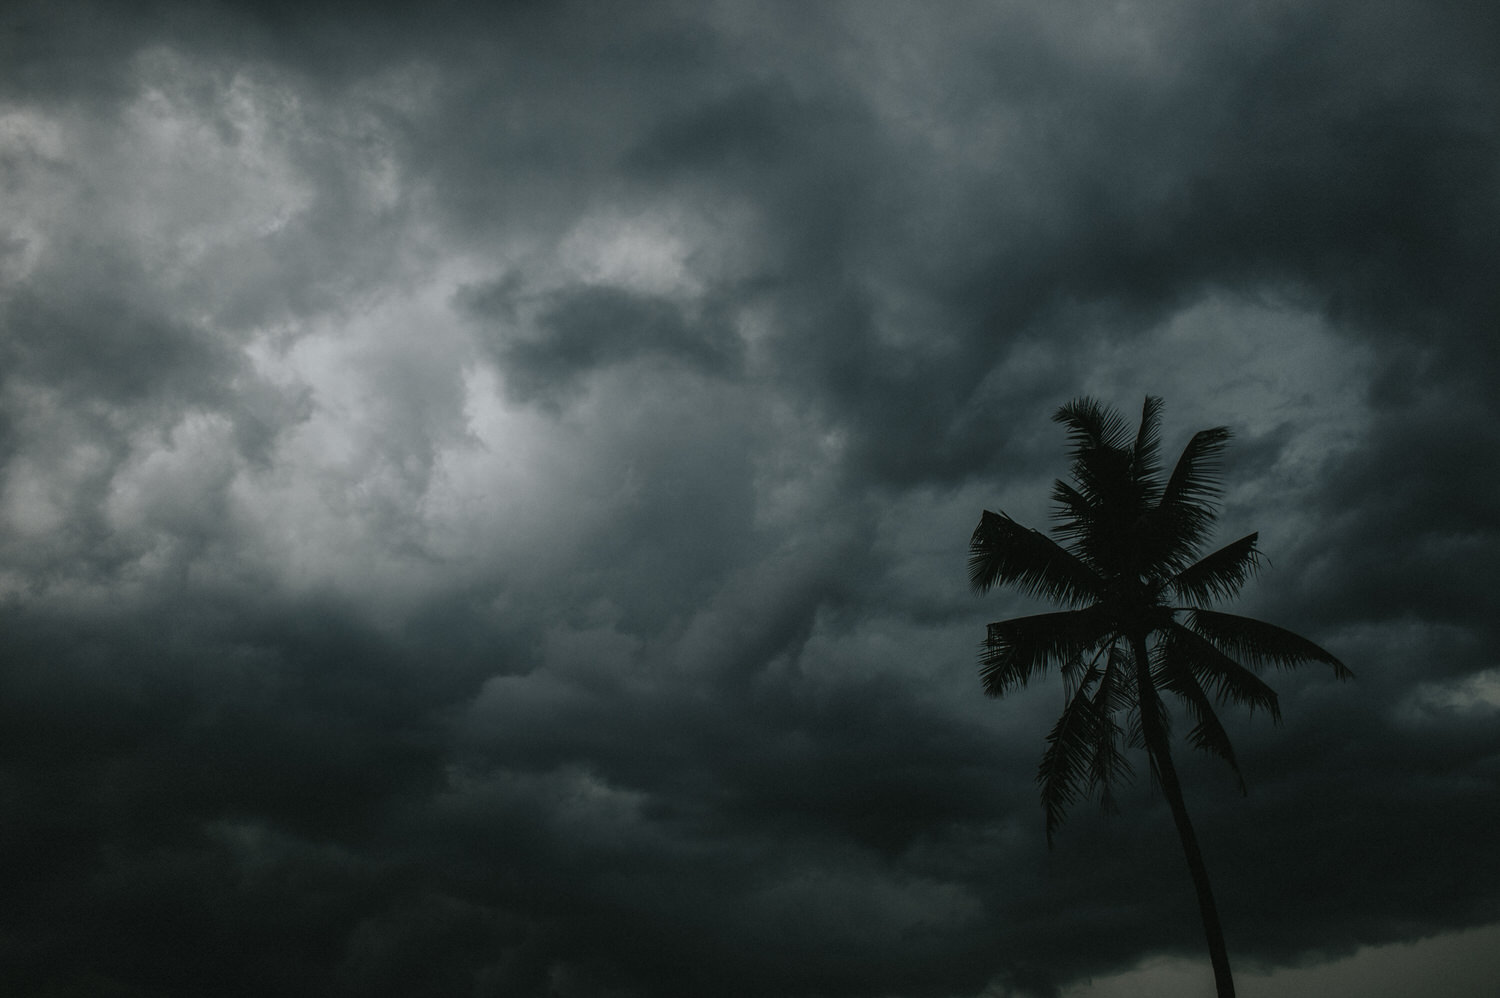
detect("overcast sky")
[2,2,1497,996]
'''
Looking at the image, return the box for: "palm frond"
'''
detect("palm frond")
[969,509,1102,604]
[1053,397,1132,453]
[1145,426,1232,570]
[1049,480,1093,543]
[1156,643,1246,792]
[1037,665,1101,846]
[1086,646,1134,813]
[1135,682,1171,789]
[1092,642,1135,713]
[1070,443,1136,517]
[1048,479,1126,575]
[1061,641,1110,701]
[980,608,1112,697]
[1162,426,1231,508]
[1119,642,1162,752]
[1164,622,1282,719]
[1169,533,1262,605]
[1187,609,1352,679]
[1131,395,1165,496]
[1140,503,1217,573]
[1124,704,1146,752]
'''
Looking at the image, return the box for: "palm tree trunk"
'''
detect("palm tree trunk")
[1132,635,1236,998]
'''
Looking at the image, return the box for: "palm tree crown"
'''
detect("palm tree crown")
[969,395,1349,998]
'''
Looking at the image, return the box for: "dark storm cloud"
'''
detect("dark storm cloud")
[1274,397,1500,637]
[2,1,1499,997]
[464,281,744,405]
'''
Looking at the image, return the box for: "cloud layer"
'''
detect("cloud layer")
[2,2,1497,996]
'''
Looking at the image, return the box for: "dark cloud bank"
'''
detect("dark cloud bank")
[1,2,1497,996]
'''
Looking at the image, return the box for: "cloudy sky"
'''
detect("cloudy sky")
[2,2,1497,996]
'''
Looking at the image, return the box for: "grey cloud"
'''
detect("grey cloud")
[0,257,236,411]
[467,282,743,406]
[2,2,1498,997]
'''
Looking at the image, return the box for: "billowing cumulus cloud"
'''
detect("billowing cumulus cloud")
[1,2,1497,996]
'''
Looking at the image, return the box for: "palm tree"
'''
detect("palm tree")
[968,396,1349,998]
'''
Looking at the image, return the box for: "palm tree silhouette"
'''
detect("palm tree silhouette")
[968,396,1349,998]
